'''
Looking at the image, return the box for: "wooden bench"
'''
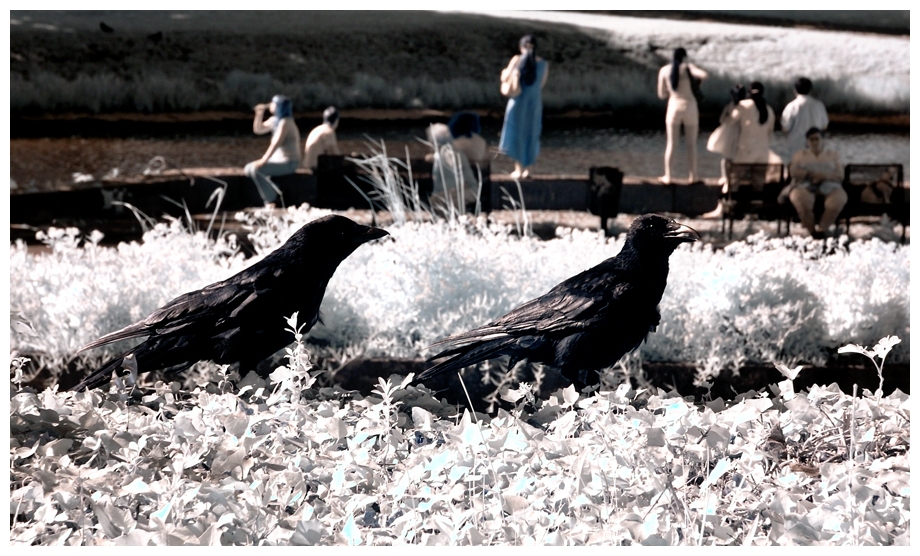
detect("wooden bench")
[778,163,908,242]
[839,163,908,242]
[722,162,789,238]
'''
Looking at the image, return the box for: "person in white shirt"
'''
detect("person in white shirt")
[781,77,829,160]
[303,106,342,172]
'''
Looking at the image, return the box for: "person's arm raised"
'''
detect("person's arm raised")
[252,104,273,135]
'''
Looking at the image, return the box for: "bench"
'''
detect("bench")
[778,163,908,243]
[839,163,908,242]
[722,162,789,238]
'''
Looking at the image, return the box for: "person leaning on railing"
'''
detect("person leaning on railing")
[782,127,847,239]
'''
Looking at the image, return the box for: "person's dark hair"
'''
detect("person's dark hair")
[749,81,769,125]
[447,111,481,138]
[729,83,747,105]
[794,77,813,95]
[272,95,293,119]
[323,106,339,126]
[669,47,688,91]
[805,127,822,138]
[517,35,538,87]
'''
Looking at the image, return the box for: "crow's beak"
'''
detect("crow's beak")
[664,222,700,243]
[357,226,390,244]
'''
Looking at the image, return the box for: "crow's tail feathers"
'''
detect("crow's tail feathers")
[70,355,126,392]
[415,336,518,383]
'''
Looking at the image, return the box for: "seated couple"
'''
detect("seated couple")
[245,99,341,206]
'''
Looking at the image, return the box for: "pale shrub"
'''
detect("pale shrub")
[9,208,909,383]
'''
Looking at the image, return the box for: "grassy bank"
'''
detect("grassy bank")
[10,11,909,118]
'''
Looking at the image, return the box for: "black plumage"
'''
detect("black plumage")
[72,215,388,391]
[417,214,699,390]
[99,21,114,33]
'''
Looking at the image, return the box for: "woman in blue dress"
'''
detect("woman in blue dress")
[499,35,549,179]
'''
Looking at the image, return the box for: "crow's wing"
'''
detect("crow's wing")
[78,260,287,352]
[432,270,633,350]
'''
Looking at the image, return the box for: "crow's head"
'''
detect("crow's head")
[626,214,700,253]
[287,214,389,262]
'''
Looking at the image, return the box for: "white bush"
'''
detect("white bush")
[9,207,909,383]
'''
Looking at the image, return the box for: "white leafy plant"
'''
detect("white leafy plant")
[837,335,901,401]
[264,312,319,405]
[10,206,909,386]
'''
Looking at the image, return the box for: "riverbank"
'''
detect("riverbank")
[10,122,910,194]
[11,108,910,138]
[11,10,909,117]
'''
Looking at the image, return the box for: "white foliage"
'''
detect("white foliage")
[9,207,909,384]
[8,377,911,545]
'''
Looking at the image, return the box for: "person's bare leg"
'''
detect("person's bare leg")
[661,117,679,184]
[510,161,523,179]
[819,188,848,233]
[685,122,699,183]
[789,187,817,235]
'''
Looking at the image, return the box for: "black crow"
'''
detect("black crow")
[71,215,388,391]
[99,21,114,33]
[147,31,163,44]
[417,214,699,390]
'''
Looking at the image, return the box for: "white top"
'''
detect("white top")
[729,99,777,164]
[781,94,829,156]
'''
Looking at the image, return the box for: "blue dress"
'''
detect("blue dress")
[499,59,547,167]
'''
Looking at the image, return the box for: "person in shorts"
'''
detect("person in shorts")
[786,127,847,239]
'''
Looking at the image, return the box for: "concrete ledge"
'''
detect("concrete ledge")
[10,167,907,228]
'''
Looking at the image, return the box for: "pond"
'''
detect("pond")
[9,124,910,192]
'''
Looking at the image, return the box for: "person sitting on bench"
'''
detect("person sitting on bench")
[244,95,302,206]
[861,166,895,204]
[303,106,342,173]
[784,127,847,239]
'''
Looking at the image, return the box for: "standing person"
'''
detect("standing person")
[707,83,747,186]
[781,77,829,160]
[657,47,708,185]
[303,106,342,173]
[244,95,301,206]
[499,35,549,179]
[728,81,778,164]
[785,127,847,239]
